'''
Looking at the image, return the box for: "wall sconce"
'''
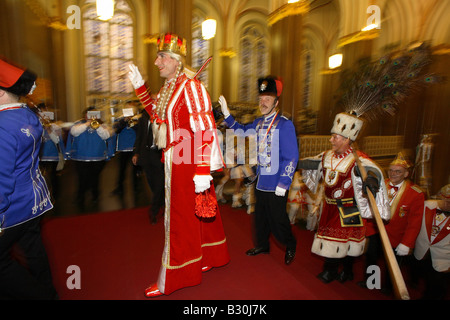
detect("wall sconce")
[329,54,343,69]
[202,19,217,40]
[97,0,115,21]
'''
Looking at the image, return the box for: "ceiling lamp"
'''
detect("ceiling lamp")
[97,0,115,21]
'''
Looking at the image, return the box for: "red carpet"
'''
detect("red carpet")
[41,205,400,300]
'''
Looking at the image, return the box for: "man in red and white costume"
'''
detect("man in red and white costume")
[299,113,390,283]
[128,33,229,297]
[362,153,424,291]
[413,184,450,299]
[385,153,424,254]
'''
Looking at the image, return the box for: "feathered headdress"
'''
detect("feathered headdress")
[339,41,434,120]
[331,42,436,141]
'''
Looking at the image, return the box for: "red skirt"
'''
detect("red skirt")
[156,148,230,295]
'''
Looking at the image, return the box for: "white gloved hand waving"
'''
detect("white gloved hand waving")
[218,95,230,118]
[128,64,145,89]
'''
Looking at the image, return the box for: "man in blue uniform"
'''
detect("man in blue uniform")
[65,107,114,211]
[111,103,139,203]
[219,76,299,264]
[0,58,56,299]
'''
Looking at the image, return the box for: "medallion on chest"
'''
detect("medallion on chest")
[324,152,354,186]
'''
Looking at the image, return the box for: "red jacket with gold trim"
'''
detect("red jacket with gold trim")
[385,179,425,248]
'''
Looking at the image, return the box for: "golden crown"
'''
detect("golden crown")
[157,33,187,57]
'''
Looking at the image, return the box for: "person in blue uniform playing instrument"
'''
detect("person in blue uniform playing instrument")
[65,107,115,211]
[219,76,299,265]
[0,58,57,299]
[111,102,139,204]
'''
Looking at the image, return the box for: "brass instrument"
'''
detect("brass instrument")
[41,117,52,128]
[90,118,101,130]
[127,116,139,128]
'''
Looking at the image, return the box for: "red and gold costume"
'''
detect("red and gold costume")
[384,179,424,249]
[303,148,390,258]
[134,67,229,295]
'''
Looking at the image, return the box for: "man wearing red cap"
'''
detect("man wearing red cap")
[219,77,299,265]
[128,33,229,297]
[0,58,56,299]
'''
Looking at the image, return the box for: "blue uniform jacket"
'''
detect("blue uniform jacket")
[40,124,65,161]
[0,104,53,229]
[113,117,137,152]
[65,120,114,161]
[224,112,299,192]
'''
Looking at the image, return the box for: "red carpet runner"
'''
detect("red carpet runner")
[41,205,396,300]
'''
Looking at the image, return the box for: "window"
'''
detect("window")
[83,0,134,104]
[239,26,268,102]
[191,14,210,87]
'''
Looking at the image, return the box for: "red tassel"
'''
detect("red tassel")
[195,189,218,218]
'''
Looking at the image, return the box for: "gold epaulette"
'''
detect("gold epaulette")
[411,185,423,193]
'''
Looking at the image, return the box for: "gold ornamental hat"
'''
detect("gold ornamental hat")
[437,184,450,199]
[157,33,187,57]
[390,152,412,169]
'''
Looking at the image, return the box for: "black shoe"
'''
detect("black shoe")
[285,249,296,265]
[338,270,354,283]
[246,247,270,256]
[317,270,338,284]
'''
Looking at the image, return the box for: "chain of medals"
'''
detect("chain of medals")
[328,148,352,183]
[431,211,450,237]
[258,111,279,153]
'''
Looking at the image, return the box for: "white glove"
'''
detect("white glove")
[275,186,287,197]
[70,122,89,137]
[395,243,410,256]
[28,82,37,95]
[48,131,60,144]
[96,125,111,140]
[128,64,145,89]
[193,175,213,193]
[218,95,230,118]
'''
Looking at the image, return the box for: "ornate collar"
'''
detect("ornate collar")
[333,147,353,159]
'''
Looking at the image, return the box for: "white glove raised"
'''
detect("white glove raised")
[395,243,410,256]
[128,64,145,89]
[193,175,213,193]
[275,186,287,197]
[218,95,230,118]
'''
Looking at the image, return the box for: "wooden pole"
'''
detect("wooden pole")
[352,149,410,300]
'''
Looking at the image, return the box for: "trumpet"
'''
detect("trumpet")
[41,117,52,128]
[90,118,101,130]
[127,116,139,128]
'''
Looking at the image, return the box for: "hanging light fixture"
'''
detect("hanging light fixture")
[202,19,217,40]
[97,0,115,21]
